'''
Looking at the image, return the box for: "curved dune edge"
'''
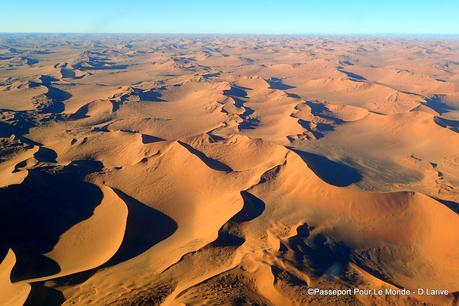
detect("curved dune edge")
[0,249,30,306]
[0,146,38,188]
[17,185,128,285]
[43,185,128,278]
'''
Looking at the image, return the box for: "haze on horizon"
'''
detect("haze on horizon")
[1,0,458,35]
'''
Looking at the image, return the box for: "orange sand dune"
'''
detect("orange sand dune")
[0,250,30,306]
[1,34,459,306]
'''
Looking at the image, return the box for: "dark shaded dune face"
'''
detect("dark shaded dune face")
[434,116,459,133]
[292,150,363,187]
[137,89,165,102]
[0,161,103,280]
[177,140,233,172]
[72,51,128,71]
[267,77,295,90]
[424,95,455,115]
[104,189,177,266]
[337,68,367,81]
[211,191,265,247]
[1,34,459,306]
[232,191,265,223]
[33,146,57,163]
[24,283,65,306]
[223,86,248,98]
[281,224,352,279]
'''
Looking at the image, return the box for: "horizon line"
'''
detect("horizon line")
[1,32,459,37]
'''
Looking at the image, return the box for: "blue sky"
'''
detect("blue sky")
[1,0,458,34]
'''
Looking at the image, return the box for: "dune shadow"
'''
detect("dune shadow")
[339,59,354,66]
[306,101,344,124]
[282,223,351,279]
[0,121,14,137]
[69,104,89,120]
[141,134,165,144]
[0,248,8,264]
[33,146,58,163]
[230,96,254,118]
[12,252,61,281]
[223,86,248,98]
[37,75,72,113]
[211,230,246,248]
[203,72,220,79]
[337,67,367,81]
[22,56,39,65]
[24,283,65,306]
[138,89,165,102]
[232,191,265,223]
[305,100,328,114]
[115,88,166,108]
[0,110,37,139]
[434,116,459,133]
[298,119,335,139]
[178,140,232,172]
[271,265,307,286]
[60,68,75,79]
[212,191,265,247]
[72,53,128,71]
[104,189,177,266]
[287,93,301,99]
[294,101,344,138]
[267,77,295,90]
[238,117,259,130]
[111,100,121,113]
[425,95,455,115]
[0,160,104,281]
[292,150,362,187]
[436,199,459,214]
[46,86,72,103]
[222,85,259,131]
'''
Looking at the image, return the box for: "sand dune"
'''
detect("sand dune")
[1,34,459,305]
[0,250,30,306]
[42,185,128,279]
[0,145,38,187]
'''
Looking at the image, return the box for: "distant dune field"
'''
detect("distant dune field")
[0,34,458,306]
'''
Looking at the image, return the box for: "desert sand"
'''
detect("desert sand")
[0,34,459,305]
